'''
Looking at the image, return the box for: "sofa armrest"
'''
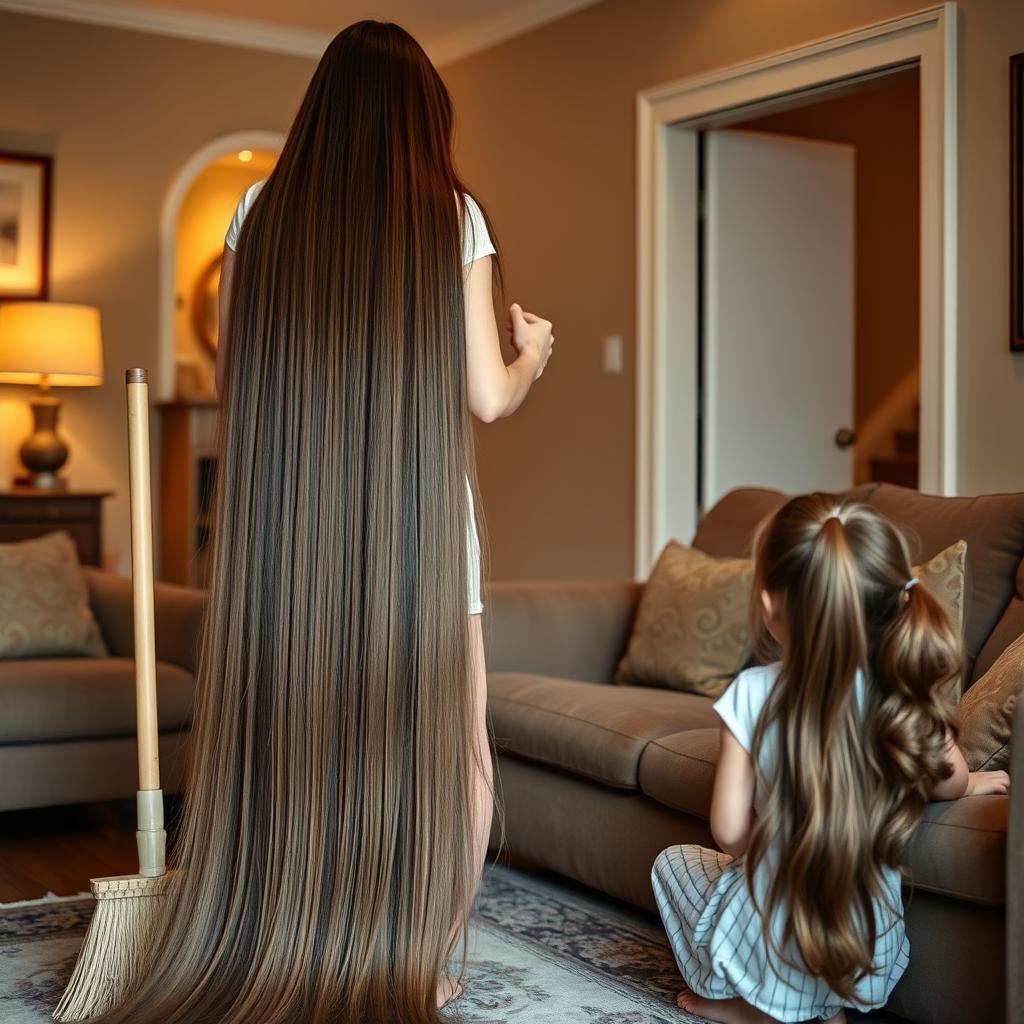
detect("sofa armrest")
[1008,696,1024,1023]
[83,568,206,674]
[483,580,641,683]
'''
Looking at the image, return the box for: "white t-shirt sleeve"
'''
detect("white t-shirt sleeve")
[461,194,495,266]
[713,664,778,752]
[225,181,265,251]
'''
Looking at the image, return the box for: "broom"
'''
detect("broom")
[54,368,171,1022]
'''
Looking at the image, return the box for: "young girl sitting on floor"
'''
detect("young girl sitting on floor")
[653,494,1010,1024]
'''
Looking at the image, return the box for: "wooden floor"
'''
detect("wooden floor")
[0,801,159,902]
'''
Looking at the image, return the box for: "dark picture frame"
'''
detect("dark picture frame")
[1012,54,1024,351]
[0,151,51,301]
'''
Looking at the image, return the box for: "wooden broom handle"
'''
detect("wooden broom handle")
[127,368,160,793]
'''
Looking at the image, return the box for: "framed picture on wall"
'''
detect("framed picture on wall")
[0,151,51,301]
[1013,54,1024,351]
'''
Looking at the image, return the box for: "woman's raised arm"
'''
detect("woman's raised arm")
[463,254,553,422]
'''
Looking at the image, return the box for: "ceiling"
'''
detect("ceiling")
[10,0,602,64]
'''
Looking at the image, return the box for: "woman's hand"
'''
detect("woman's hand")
[509,303,554,380]
[463,253,551,421]
[965,770,1010,797]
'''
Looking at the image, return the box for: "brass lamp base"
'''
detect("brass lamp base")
[19,393,69,490]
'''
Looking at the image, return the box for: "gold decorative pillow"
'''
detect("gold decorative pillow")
[615,542,753,697]
[913,540,968,700]
[957,631,1024,771]
[916,540,967,640]
[0,531,107,659]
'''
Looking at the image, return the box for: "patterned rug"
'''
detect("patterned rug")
[0,865,700,1024]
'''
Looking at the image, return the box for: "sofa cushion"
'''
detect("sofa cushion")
[0,657,194,743]
[904,796,1007,907]
[972,557,1024,681]
[488,673,718,789]
[0,531,107,659]
[643,726,1007,906]
[639,727,720,819]
[615,542,753,698]
[957,630,1024,771]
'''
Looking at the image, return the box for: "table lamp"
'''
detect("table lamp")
[0,302,104,490]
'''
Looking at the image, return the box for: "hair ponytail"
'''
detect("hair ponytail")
[746,495,962,1003]
[869,574,961,851]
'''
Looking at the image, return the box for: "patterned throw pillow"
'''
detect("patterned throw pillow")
[0,531,107,659]
[916,539,967,641]
[957,631,1024,771]
[615,542,753,698]
[914,540,968,700]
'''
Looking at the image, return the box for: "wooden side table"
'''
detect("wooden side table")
[0,489,112,566]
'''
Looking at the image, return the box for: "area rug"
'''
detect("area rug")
[1,864,700,1023]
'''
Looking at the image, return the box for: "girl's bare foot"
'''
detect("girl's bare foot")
[675,989,845,1024]
[675,987,777,1024]
[436,976,464,1008]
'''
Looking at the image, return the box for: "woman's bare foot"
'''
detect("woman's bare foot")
[675,988,777,1024]
[436,976,464,1009]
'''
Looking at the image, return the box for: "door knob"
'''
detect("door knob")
[834,428,856,449]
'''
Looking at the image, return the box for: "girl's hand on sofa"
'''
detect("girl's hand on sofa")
[965,770,1010,797]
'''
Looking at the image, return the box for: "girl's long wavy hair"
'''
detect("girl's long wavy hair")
[746,494,960,1003]
[93,20,495,1024]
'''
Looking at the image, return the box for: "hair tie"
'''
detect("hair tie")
[904,578,921,593]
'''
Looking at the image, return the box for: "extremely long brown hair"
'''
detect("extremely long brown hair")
[747,495,959,1002]
[94,20,494,1024]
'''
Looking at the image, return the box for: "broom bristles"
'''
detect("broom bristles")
[53,874,169,1023]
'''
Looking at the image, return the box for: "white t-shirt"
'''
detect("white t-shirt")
[714,662,868,814]
[224,181,495,267]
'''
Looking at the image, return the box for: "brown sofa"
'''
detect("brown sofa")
[484,484,1024,1024]
[0,568,203,811]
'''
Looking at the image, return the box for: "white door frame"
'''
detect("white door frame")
[634,4,958,578]
[157,129,284,399]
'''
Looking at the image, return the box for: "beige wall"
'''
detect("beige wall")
[738,74,920,435]
[0,12,312,571]
[444,0,1024,582]
[3,1,1023,583]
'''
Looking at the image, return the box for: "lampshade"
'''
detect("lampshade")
[0,302,104,386]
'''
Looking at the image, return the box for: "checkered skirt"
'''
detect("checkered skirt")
[652,844,910,1022]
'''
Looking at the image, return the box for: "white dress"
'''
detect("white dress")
[652,664,910,1021]
[225,182,494,615]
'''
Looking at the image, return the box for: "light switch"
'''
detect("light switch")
[603,335,623,375]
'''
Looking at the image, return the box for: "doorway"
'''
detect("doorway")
[634,6,957,578]
[699,69,921,510]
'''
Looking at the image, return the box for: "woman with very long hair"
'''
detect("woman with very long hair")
[92,20,553,1024]
[653,494,1009,1023]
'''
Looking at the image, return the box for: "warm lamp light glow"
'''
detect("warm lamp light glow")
[0,302,104,387]
[238,149,253,163]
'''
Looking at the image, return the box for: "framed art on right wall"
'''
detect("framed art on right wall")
[1012,52,1024,351]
